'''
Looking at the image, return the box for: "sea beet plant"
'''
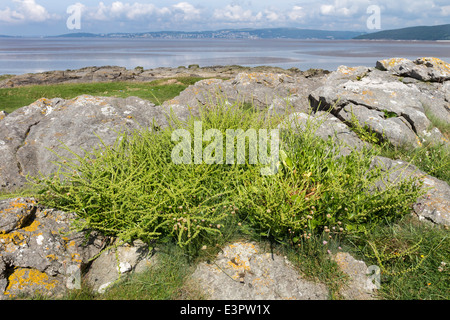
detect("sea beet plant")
[33,99,424,249]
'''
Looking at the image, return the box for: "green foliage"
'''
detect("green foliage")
[345,216,450,300]
[33,100,424,252]
[0,77,204,113]
[234,116,423,243]
[347,109,381,145]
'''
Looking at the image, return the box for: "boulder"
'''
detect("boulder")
[333,252,378,300]
[376,57,450,82]
[0,65,304,89]
[163,72,322,113]
[191,241,329,300]
[0,197,106,299]
[371,156,450,226]
[84,240,156,294]
[278,111,367,156]
[309,66,448,149]
[0,95,191,192]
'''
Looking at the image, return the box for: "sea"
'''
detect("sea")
[0,38,449,75]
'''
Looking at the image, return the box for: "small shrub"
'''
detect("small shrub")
[34,99,424,251]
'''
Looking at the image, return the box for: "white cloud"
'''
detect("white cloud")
[441,5,450,16]
[0,0,53,23]
[213,5,262,22]
[172,2,202,21]
[288,6,305,20]
[319,0,366,17]
[86,1,201,22]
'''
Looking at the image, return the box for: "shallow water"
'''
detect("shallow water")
[0,38,449,75]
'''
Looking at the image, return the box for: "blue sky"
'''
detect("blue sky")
[0,0,449,36]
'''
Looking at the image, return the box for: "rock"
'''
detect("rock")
[0,65,301,89]
[309,66,448,149]
[191,241,329,300]
[371,156,450,226]
[0,197,106,299]
[85,240,155,294]
[376,57,450,82]
[163,72,322,114]
[279,111,367,156]
[0,95,192,192]
[333,252,378,300]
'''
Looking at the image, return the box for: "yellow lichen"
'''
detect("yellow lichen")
[22,220,40,233]
[4,268,58,297]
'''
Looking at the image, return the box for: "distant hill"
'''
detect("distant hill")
[53,28,364,40]
[354,24,450,40]
[51,33,102,38]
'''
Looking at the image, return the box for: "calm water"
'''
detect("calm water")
[0,38,449,75]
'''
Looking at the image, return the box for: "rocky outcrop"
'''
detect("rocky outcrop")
[0,197,154,299]
[376,57,450,82]
[333,252,378,300]
[308,65,448,149]
[0,197,106,299]
[371,156,450,226]
[191,241,329,300]
[0,95,192,192]
[0,65,328,89]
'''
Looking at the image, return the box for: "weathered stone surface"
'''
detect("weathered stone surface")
[191,242,329,300]
[309,66,448,149]
[279,111,367,156]
[163,72,322,113]
[0,95,192,192]
[376,57,450,82]
[0,197,106,299]
[371,156,450,226]
[333,252,378,300]
[0,65,309,89]
[85,240,155,294]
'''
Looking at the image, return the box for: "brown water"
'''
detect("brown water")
[0,38,449,75]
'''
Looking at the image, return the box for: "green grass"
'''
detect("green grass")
[0,77,203,113]
[343,216,449,300]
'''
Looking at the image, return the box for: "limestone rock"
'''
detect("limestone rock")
[163,72,321,113]
[376,57,450,82]
[309,66,448,149]
[0,95,191,192]
[85,240,156,294]
[191,242,329,300]
[0,111,7,121]
[0,197,106,299]
[0,65,302,89]
[279,111,367,156]
[333,252,378,300]
[371,156,450,226]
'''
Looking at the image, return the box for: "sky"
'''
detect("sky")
[0,0,449,36]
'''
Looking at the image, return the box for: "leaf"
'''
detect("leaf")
[279,149,293,169]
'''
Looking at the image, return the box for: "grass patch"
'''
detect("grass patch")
[344,216,449,300]
[0,77,203,113]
